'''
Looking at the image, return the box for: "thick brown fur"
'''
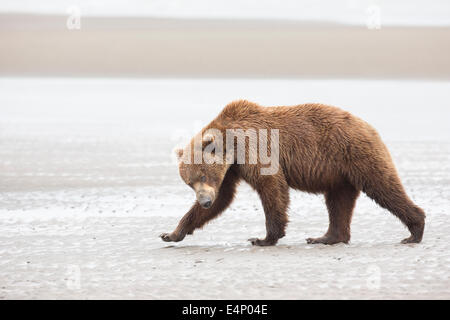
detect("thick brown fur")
[160,100,426,246]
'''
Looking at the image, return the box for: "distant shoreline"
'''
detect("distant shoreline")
[1,14,449,78]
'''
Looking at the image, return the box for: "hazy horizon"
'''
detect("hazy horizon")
[1,0,449,26]
[1,77,449,142]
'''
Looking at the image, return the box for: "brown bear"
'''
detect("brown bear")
[160,100,425,246]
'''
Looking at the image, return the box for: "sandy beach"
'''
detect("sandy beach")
[0,78,449,299]
[1,14,450,79]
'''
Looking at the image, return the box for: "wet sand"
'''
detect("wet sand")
[0,78,449,299]
[1,15,450,78]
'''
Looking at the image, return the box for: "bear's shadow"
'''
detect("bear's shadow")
[160,241,412,252]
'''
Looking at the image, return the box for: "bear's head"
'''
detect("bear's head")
[175,130,230,209]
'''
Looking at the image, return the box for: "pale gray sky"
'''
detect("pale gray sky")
[1,0,450,26]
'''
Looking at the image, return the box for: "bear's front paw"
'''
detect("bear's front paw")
[160,232,182,242]
[248,237,277,247]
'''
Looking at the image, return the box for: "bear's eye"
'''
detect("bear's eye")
[200,176,206,183]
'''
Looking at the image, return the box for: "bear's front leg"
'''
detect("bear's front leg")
[159,199,230,243]
[160,169,240,244]
[159,204,199,243]
[248,176,290,246]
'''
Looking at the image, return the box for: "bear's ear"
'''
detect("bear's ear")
[202,133,215,149]
[174,147,184,161]
[203,133,215,143]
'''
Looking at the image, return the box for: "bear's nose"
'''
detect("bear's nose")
[201,200,212,209]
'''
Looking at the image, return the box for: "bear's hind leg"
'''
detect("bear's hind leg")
[306,182,359,245]
[362,174,425,244]
[348,158,426,244]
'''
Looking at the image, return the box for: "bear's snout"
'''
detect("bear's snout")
[194,183,216,209]
[199,197,212,209]
[197,192,214,209]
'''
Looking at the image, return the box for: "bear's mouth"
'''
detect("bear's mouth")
[200,200,212,209]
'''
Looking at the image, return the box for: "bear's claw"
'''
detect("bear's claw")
[306,237,328,244]
[306,236,349,245]
[248,237,277,246]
